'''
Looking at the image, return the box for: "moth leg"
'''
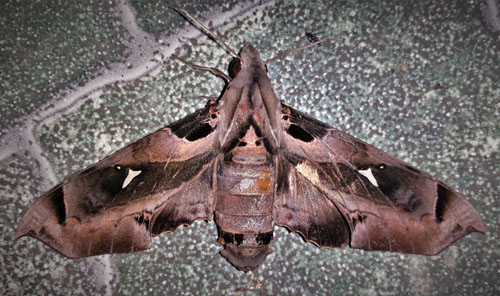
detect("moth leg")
[174,55,231,83]
[180,95,219,104]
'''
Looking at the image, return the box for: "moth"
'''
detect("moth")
[16,6,485,272]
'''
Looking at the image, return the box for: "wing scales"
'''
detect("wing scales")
[17,107,219,258]
[277,104,485,255]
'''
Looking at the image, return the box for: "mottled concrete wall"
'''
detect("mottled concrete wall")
[1,0,498,295]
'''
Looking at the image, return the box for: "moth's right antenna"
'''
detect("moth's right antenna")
[168,2,240,60]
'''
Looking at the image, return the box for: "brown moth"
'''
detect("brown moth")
[16,7,485,272]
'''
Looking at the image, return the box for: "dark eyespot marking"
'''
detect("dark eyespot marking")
[350,211,367,227]
[99,165,131,197]
[282,115,289,121]
[135,213,150,230]
[287,124,314,142]
[220,231,243,246]
[255,140,262,146]
[234,233,244,246]
[238,141,247,147]
[286,107,329,139]
[222,231,234,244]
[378,177,400,198]
[49,186,66,224]
[256,232,273,245]
[169,107,211,138]
[435,184,453,222]
[101,178,123,197]
[186,123,213,141]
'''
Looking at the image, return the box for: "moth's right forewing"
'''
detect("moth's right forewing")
[276,104,485,255]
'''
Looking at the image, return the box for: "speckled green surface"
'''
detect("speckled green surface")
[0,0,124,137]
[1,0,499,295]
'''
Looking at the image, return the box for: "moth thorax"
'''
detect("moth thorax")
[230,126,268,164]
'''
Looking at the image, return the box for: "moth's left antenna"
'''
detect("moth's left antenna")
[264,37,331,64]
[168,2,240,60]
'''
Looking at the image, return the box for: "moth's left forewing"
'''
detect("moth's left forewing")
[16,105,220,258]
[277,104,485,255]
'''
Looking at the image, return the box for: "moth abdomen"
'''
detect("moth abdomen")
[215,142,276,271]
[215,163,275,234]
[215,191,275,271]
[218,229,274,272]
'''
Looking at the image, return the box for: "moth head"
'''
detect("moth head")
[229,56,268,78]
[239,43,260,60]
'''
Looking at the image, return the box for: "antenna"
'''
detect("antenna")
[168,2,240,59]
[264,38,331,64]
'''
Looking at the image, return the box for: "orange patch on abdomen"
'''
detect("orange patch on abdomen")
[256,171,272,191]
